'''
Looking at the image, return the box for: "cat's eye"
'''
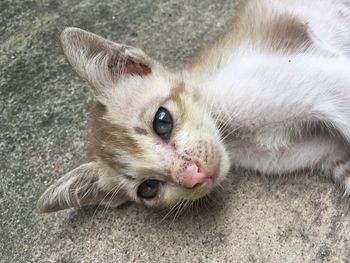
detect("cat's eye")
[137,180,160,199]
[153,107,173,140]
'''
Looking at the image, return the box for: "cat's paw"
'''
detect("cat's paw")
[329,160,350,196]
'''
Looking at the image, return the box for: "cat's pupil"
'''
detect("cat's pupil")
[137,180,159,199]
[153,107,173,140]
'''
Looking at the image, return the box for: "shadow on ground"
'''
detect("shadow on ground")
[1,0,349,262]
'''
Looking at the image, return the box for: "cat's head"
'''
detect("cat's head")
[37,28,230,213]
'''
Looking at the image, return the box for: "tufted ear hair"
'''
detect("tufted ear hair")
[60,27,154,97]
[36,162,128,213]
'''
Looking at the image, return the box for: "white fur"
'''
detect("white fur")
[188,0,350,175]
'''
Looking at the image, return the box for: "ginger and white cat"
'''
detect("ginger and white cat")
[37,0,350,212]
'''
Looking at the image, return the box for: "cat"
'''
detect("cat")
[37,0,350,213]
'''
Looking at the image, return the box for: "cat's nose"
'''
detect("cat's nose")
[176,163,213,188]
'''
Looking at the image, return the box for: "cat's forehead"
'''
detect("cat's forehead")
[103,73,199,123]
[110,72,179,102]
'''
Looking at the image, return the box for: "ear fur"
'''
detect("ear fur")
[36,162,128,213]
[60,27,153,97]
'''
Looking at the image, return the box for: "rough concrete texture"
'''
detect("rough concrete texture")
[1,0,349,262]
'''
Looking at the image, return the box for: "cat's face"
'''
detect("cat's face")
[89,70,230,209]
[36,28,230,213]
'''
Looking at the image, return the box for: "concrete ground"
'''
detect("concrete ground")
[1,0,349,262]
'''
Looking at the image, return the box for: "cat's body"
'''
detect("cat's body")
[37,0,350,213]
[189,0,350,181]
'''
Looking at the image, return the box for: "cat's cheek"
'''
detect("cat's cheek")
[158,149,178,171]
[140,184,184,208]
[215,145,231,185]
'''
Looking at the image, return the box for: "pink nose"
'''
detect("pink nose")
[177,163,210,188]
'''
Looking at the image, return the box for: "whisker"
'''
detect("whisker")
[157,199,182,224]
[92,182,123,218]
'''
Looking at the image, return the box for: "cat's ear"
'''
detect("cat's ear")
[36,162,128,213]
[60,27,154,97]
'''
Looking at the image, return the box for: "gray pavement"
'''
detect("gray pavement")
[1,0,349,262]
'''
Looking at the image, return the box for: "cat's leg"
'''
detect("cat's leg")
[321,159,350,195]
[271,0,350,56]
[237,136,350,194]
[274,137,350,194]
[298,0,350,57]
